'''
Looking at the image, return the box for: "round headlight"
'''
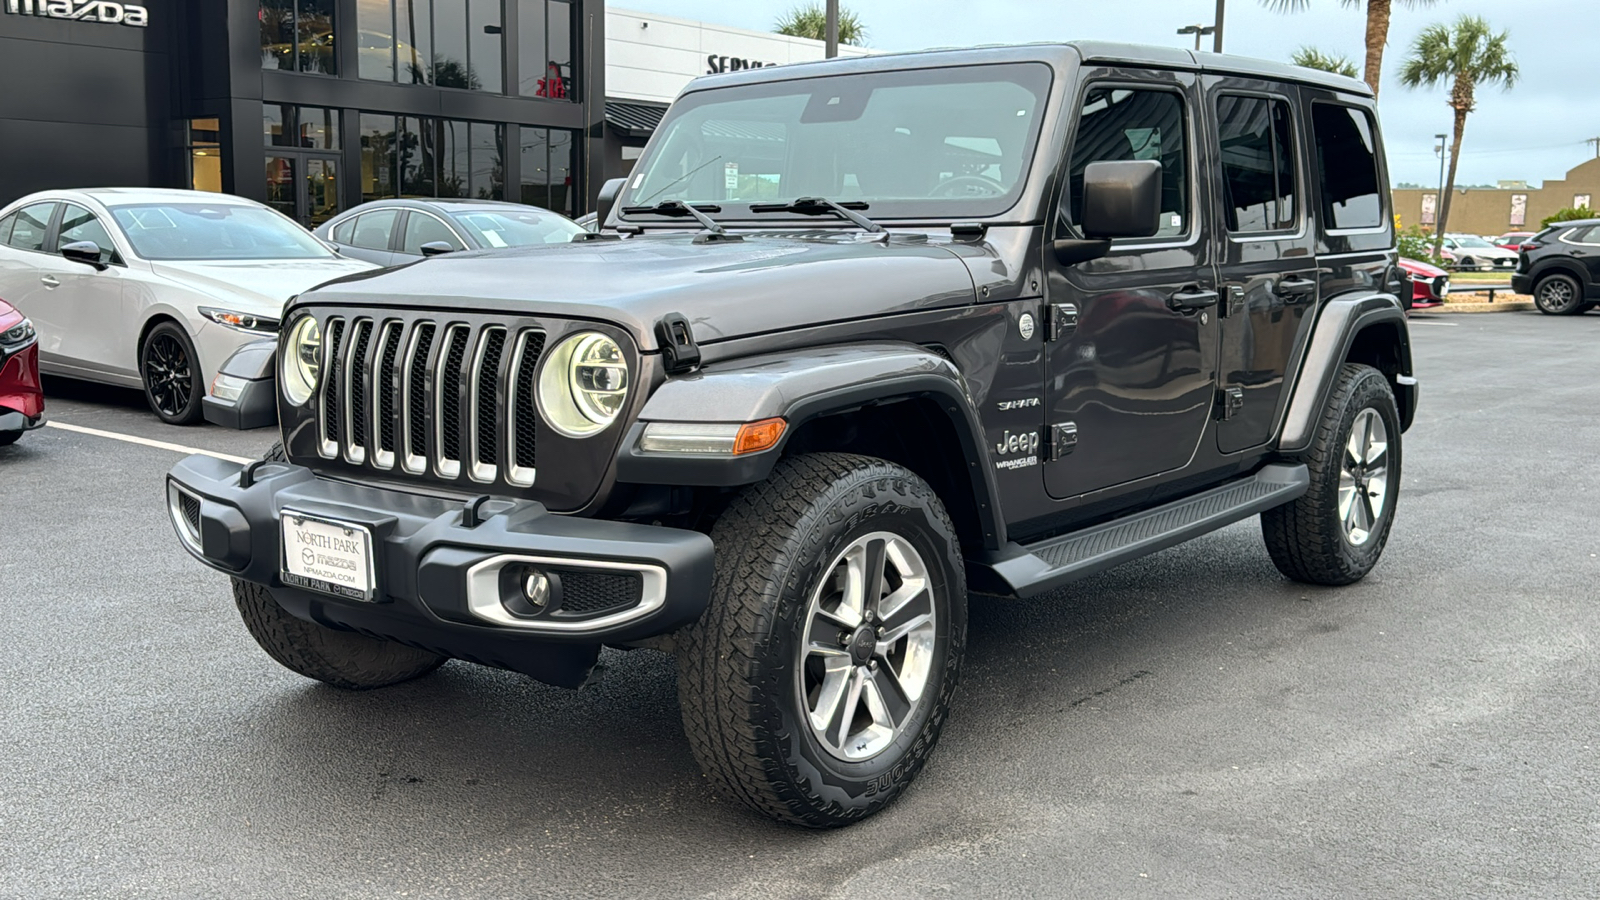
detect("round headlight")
[538,332,630,437]
[281,315,322,405]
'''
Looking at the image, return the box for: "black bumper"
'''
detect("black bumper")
[166,454,715,686]
[1511,272,1533,294]
[202,378,277,430]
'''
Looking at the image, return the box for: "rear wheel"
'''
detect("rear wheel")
[140,320,204,424]
[1533,273,1585,316]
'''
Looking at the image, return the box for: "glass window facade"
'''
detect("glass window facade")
[357,0,519,92]
[265,105,341,149]
[260,0,337,75]
[520,126,575,215]
[519,0,574,100]
[362,114,507,202]
[188,118,223,193]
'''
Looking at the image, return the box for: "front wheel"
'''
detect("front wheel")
[1261,363,1401,586]
[676,453,967,827]
[140,320,204,424]
[1534,274,1585,315]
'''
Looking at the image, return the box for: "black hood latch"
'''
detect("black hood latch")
[655,313,701,375]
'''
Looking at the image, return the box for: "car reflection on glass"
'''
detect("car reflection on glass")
[314,199,586,267]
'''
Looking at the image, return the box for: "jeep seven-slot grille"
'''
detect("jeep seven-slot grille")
[317,317,546,486]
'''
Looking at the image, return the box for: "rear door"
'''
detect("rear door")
[1565,225,1600,292]
[0,202,75,367]
[335,209,400,267]
[1204,79,1320,453]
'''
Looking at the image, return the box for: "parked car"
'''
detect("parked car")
[1440,234,1518,271]
[0,189,377,424]
[316,199,586,267]
[1511,217,1600,315]
[0,297,44,446]
[1398,257,1449,310]
[1494,231,1535,250]
[167,42,1416,827]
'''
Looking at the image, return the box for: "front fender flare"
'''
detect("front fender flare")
[1277,291,1414,454]
[614,342,1004,548]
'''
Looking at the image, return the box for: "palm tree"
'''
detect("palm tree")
[774,3,867,46]
[1261,0,1439,97]
[1399,15,1518,256]
[1291,47,1359,78]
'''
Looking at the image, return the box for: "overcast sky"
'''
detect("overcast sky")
[614,0,1597,190]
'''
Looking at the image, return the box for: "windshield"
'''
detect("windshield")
[110,203,335,261]
[1452,236,1494,248]
[450,209,585,248]
[625,62,1053,221]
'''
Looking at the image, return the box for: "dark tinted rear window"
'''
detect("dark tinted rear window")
[1311,104,1383,230]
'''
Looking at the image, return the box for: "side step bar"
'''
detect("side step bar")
[970,463,1310,599]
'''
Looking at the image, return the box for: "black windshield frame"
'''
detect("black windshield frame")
[620,62,1055,225]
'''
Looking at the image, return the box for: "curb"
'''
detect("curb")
[1422,298,1534,314]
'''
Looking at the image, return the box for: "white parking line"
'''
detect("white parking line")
[44,421,253,464]
[1407,320,1459,326]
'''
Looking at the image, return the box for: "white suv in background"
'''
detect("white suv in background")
[0,189,376,424]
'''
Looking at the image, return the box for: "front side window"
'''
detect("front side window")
[1312,103,1383,231]
[109,204,336,261]
[1063,86,1189,239]
[1217,95,1297,233]
[400,213,465,254]
[260,0,337,75]
[57,205,122,265]
[3,203,56,252]
[627,63,1052,220]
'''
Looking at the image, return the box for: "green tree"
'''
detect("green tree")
[1290,47,1360,78]
[1261,0,1439,97]
[774,3,867,46]
[1541,206,1596,229]
[1399,15,1518,257]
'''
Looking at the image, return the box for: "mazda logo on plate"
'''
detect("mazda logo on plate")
[301,548,316,566]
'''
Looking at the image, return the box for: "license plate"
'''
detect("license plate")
[280,510,376,601]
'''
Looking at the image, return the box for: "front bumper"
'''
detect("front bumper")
[166,454,715,686]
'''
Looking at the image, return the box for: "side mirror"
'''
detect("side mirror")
[1051,159,1164,266]
[419,241,456,257]
[596,177,626,229]
[61,240,109,271]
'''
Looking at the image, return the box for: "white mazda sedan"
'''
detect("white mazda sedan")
[0,189,377,424]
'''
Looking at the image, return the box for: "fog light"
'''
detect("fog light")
[500,566,561,619]
[523,569,551,609]
[211,373,247,403]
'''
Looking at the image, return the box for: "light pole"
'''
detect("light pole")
[1434,132,1448,233]
[825,0,839,58]
[1213,0,1225,53]
[1177,24,1214,51]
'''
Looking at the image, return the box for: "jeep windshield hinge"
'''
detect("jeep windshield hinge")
[656,313,701,375]
[1047,422,1078,461]
[1046,303,1079,341]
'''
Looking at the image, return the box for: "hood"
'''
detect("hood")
[151,257,379,318]
[1398,257,1448,277]
[300,232,979,350]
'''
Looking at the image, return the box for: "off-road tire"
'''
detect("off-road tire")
[1533,273,1584,316]
[1261,364,1401,586]
[676,453,967,828]
[231,443,447,689]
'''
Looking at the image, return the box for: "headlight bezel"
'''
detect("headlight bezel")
[198,306,281,335]
[536,331,631,438]
[280,314,322,406]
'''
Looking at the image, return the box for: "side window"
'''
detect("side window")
[330,217,357,244]
[1064,86,1189,240]
[4,203,57,252]
[1217,95,1297,233]
[57,204,122,265]
[0,213,15,245]
[400,212,464,254]
[1311,103,1383,230]
[1571,226,1600,245]
[349,209,399,251]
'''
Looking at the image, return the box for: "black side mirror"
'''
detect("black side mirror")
[61,240,109,271]
[596,177,626,229]
[1051,159,1164,266]
[419,241,455,257]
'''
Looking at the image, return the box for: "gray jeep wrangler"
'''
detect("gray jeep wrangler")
[167,42,1416,827]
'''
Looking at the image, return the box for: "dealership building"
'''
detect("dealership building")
[0,1,863,226]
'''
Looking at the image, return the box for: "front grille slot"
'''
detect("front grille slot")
[435,325,471,478]
[403,323,437,473]
[373,322,402,469]
[178,492,201,534]
[344,319,373,464]
[318,318,347,458]
[506,330,546,487]
[469,327,507,483]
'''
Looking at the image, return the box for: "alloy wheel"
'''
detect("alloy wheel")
[1538,279,1575,312]
[1337,409,1389,546]
[798,532,938,761]
[144,333,193,419]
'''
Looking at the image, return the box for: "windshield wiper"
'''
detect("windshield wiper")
[749,197,884,233]
[620,201,742,244]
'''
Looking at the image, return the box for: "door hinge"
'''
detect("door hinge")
[1215,387,1244,421]
[1045,303,1078,341]
[1223,285,1245,318]
[1047,421,1078,461]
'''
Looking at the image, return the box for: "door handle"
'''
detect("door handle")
[1169,286,1219,311]
[40,275,60,288]
[1278,276,1317,299]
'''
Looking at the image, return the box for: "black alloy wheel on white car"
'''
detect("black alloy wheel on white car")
[139,320,205,424]
[1533,273,1585,316]
[676,453,967,828]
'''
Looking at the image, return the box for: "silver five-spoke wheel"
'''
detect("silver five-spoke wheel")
[1338,408,1389,545]
[799,532,937,761]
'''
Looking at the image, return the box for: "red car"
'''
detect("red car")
[1398,257,1449,310]
[0,298,44,446]
[1495,231,1536,250]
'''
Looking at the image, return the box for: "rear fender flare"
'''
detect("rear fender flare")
[1277,291,1415,454]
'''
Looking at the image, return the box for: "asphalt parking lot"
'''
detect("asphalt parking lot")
[3,311,1598,899]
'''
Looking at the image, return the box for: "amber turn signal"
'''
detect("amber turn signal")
[733,417,786,455]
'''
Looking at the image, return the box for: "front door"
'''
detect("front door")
[1043,73,1219,500]
[266,153,341,228]
[1205,80,1321,453]
[51,202,133,379]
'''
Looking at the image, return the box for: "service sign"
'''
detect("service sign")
[5,0,149,27]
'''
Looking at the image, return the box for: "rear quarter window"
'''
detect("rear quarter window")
[1311,103,1384,231]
